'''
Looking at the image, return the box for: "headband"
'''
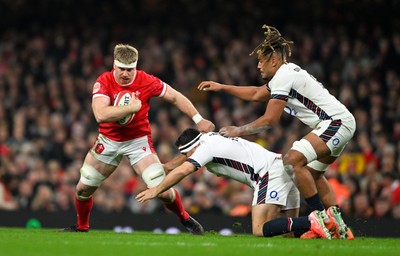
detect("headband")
[178,134,202,153]
[114,59,137,68]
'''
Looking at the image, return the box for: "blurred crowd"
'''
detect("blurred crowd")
[1,0,400,221]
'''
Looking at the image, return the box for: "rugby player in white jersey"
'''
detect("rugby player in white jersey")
[197,25,355,239]
[137,128,330,238]
[59,44,215,234]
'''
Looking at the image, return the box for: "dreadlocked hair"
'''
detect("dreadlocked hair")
[250,25,293,59]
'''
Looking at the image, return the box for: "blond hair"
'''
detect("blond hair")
[250,25,293,60]
[113,44,139,64]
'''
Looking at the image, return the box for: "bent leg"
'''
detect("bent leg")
[252,204,281,236]
[255,204,307,238]
[284,133,331,211]
[307,164,337,208]
[73,153,117,231]
[134,154,189,222]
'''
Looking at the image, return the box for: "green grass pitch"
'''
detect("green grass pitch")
[0,227,399,256]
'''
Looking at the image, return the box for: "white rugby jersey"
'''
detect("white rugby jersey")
[268,63,353,128]
[187,132,282,188]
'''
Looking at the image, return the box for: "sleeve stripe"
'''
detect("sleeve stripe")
[271,94,289,101]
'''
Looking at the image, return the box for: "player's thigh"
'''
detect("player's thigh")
[302,132,331,158]
[91,134,124,166]
[286,131,337,167]
[310,119,355,158]
[251,204,281,236]
[132,153,161,176]
[84,152,118,177]
[77,153,118,194]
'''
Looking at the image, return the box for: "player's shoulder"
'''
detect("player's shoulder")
[98,70,113,79]
[199,132,220,144]
[136,70,159,82]
[96,70,114,84]
[277,63,302,76]
[135,70,165,89]
[272,63,304,84]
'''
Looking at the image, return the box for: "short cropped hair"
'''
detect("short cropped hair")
[175,128,201,148]
[113,44,139,65]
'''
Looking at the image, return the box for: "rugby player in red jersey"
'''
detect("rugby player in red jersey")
[60,44,214,234]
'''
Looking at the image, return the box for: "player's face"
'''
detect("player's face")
[114,65,136,85]
[182,148,195,158]
[257,54,274,81]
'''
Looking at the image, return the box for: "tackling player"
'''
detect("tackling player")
[137,128,307,237]
[197,25,355,239]
[59,44,214,234]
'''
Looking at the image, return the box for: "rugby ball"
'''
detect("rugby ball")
[114,90,135,126]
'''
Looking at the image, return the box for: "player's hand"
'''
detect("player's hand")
[130,93,142,113]
[196,119,215,132]
[219,126,242,137]
[198,81,224,92]
[136,188,159,203]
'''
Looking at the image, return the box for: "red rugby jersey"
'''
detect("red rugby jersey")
[92,70,166,141]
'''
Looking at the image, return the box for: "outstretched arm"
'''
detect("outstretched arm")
[219,98,287,137]
[162,84,215,132]
[136,162,196,203]
[162,154,187,174]
[198,81,270,102]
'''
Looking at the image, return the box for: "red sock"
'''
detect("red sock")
[163,189,189,222]
[75,196,93,231]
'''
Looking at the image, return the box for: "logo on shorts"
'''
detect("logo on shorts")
[269,190,279,201]
[94,143,105,154]
[284,106,298,116]
[332,137,340,146]
[142,147,147,152]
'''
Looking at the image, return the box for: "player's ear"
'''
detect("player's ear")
[271,54,279,67]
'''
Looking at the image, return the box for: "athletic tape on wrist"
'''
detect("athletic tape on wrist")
[192,113,203,124]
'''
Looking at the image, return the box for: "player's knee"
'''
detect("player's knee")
[79,163,106,187]
[76,191,92,201]
[158,188,176,203]
[282,157,295,176]
[283,154,297,176]
[141,163,165,188]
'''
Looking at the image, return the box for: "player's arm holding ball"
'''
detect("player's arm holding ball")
[92,92,142,123]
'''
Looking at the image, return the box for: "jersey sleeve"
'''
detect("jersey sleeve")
[146,73,167,97]
[269,68,293,101]
[185,138,214,170]
[92,74,112,100]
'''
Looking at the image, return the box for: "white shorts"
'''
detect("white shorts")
[311,117,356,157]
[252,158,300,210]
[90,134,155,166]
